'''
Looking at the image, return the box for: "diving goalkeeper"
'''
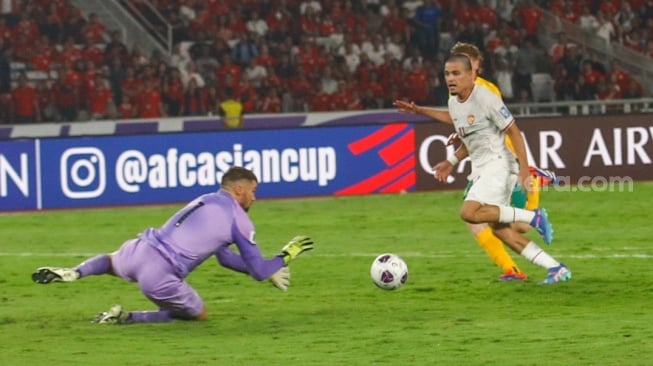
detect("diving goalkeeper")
[31,166,314,324]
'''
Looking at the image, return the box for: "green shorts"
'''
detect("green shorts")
[463,181,527,209]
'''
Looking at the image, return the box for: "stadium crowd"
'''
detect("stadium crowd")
[0,0,651,124]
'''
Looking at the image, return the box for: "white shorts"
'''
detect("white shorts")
[465,159,517,206]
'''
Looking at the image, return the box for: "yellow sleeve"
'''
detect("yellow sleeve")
[505,135,516,154]
[475,77,502,98]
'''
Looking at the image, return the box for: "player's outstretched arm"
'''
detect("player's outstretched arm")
[269,266,290,291]
[393,100,453,124]
[279,236,314,265]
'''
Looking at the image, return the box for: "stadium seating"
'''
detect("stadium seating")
[2,0,651,124]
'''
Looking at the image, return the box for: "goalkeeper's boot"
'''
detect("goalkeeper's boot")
[530,208,553,245]
[539,264,572,285]
[92,304,129,324]
[32,267,80,284]
[499,269,527,282]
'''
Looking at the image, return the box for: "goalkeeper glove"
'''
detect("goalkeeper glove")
[279,235,314,265]
[269,266,290,291]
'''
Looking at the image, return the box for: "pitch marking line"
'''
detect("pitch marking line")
[1,252,651,259]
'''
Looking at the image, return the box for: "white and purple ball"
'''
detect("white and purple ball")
[370,253,408,290]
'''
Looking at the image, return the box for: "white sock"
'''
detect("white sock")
[498,206,536,224]
[520,242,560,269]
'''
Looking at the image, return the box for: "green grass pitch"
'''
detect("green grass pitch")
[1,182,652,365]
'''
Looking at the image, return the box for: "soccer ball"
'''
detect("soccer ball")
[370,253,408,290]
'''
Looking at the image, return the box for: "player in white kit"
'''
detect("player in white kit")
[394,54,571,284]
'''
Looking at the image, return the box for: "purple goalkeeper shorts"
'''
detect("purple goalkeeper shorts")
[111,238,205,318]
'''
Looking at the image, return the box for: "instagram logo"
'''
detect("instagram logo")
[60,147,106,199]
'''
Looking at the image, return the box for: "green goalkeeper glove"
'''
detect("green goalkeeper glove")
[279,236,314,265]
[269,266,290,291]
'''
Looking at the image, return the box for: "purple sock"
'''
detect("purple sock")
[75,254,112,278]
[128,310,175,323]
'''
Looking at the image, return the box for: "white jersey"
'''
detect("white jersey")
[448,84,517,173]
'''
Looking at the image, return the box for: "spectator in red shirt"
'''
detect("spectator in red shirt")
[382,6,411,43]
[621,78,644,108]
[597,78,622,100]
[378,58,404,93]
[262,66,283,91]
[288,69,313,98]
[254,43,276,68]
[120,66,143,103]
[163,68,185,116]
[476,0,498,29]
[58,36,83,67]
[599,0,618,17]
[581,60,605,87]
[346,89,364,111]
[227,11,247,35]
[11,33,36,64]
[51,68,79,122]
[116,95,136,120]
[402,59,429,104]
[14,11,41,43]
[88,74,115,120]
[309,81,333,112]
[235,73,258,113]
[296,38,322,76]
[549,32,574,63]
[331,80,354,110]
[257,88,282,113]
[208,0,229,16]
[454,0,476,27]
[606,59,631,91]
[216,54,242,88]
[563,2,580,23]
[30,35,58,72]
[300,6,320,37]
[35,79,56,122]
[82,13,108,44]
[11,72,40,123]
[360,70,384,100]
[81,34,106,67]
[181,78,206,116]
[354,53,376,84]
[518,0,543,36]
[136,78,166,118]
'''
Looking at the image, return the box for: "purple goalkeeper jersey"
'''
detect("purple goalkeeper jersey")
[138,189,284,280]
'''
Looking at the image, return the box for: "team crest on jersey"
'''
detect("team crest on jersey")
[499,105,512,119]
[467,114,475,125]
